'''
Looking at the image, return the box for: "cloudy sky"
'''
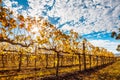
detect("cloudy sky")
[2,0,120,54]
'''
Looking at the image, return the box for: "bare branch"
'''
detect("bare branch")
[0,38,32,47]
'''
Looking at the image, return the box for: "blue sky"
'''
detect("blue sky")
[2,0,120,54]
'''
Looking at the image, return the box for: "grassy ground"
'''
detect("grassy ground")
[60,61,120,80]
[0,61,120,80]
[93,61,120,80]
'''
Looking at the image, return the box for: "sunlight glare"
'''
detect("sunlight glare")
[31,25,39,33]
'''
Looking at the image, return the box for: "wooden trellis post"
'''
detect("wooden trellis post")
[101,56,102,65]
[54,54,56,67]
[1,54,5,68]
[78,54,81,71]
[96,56,98,67]
[56,52,60,79]
[18,52,22,71]
[89,55,92,69]
[45,54,48,68]
[26,54,29,67]
[83,40,86,71]
[35,46,37,70]
[61,55,63,66]
[72,55,74,65]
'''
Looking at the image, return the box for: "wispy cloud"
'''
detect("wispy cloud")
[3,0,120,34]
[90,40,119,54]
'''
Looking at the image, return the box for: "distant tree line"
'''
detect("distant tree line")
[111,28,120,51]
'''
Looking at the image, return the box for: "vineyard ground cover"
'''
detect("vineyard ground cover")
[41,61,120,80]
[0,66,79,79]
[0,62,113,80]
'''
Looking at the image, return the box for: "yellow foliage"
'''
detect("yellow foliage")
[0,0,2,3]
[17,15,24,21]
[19,23,25,28]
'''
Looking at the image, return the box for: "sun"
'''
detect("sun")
[31,26,39,33]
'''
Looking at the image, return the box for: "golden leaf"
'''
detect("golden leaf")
[0,0,2,4]
[0,33,2,38]
[12,23,17,28]
[19,23,25,28]
[1,28,6,32]
[2,33,7,38]
[9,18,15,23]
[27,26,31,31]
[2,21,7,27]
[18,15,24,21]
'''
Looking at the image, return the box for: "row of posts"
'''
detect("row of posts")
[0,41,116,79]
[55,41,116,79]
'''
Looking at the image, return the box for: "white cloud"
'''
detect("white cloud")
[2,0,120,34]
[47,0,120,34]
[3,0,23,17]
[90,40,120,54]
